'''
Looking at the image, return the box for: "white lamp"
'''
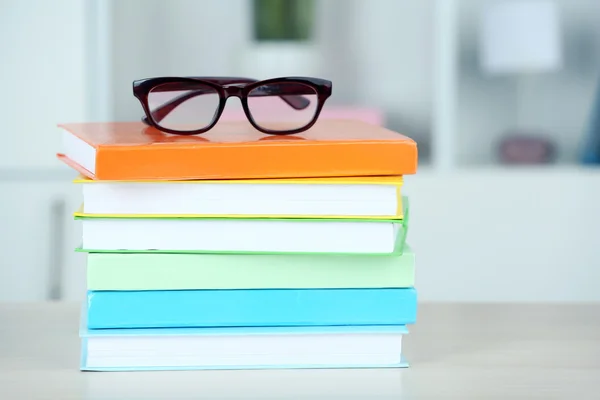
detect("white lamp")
[480,0,562,74]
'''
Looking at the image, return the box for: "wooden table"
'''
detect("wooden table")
[1,302,599,399]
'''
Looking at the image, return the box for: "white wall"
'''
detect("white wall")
[0,0,88,169]
[404,167,600,302]
[110,0,250,121]
[349,0,434,138]
[0,0,88,302]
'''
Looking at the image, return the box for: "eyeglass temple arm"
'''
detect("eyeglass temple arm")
[193,77,315,105]
[145,78,312,124]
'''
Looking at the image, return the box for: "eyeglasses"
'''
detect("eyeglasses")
[132,76,332,135]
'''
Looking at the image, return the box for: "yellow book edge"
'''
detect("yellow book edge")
[73,196,404,220]
[72,174,404,186]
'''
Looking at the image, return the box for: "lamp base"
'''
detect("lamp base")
[497,131,556,164]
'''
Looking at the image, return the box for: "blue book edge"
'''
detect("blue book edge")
[79,304,410,336]
[84,287,417,329]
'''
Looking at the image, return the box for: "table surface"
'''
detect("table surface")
[1,302,599,399]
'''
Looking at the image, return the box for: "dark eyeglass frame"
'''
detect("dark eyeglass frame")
[132,76,332,135]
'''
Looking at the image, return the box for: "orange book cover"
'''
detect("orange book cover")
[57,119,418,181]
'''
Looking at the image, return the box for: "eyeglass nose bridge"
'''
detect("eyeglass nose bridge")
[222,84,246,99]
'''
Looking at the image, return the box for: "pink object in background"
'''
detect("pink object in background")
[219,98,384,126]
[316,107,384,126]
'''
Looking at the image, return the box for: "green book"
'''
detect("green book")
[86,246,415,291]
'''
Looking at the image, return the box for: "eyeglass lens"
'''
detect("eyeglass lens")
[148,82,220,132]
[247,82,318,131]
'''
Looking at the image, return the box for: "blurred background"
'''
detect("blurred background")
[1,0,600,303]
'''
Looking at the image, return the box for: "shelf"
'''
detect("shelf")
[409,163,600,181]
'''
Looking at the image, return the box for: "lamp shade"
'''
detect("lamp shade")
[480,0,562,74]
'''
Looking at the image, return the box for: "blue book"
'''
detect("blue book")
[86,288,417,329]
[581,76,600,163]
[80,319,410,371]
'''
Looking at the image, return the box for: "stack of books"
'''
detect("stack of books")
[57,119,418,371]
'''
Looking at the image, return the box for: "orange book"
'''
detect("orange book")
[57,119,418,181]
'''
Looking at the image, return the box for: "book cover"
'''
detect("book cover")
[57,119,418,181]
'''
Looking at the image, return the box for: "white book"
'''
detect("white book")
[78,217,405,254]
[72,175,404,219]
[80,324,408,371]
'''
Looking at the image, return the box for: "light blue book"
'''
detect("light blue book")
[80,320,410,371]
[86,288,417,329]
